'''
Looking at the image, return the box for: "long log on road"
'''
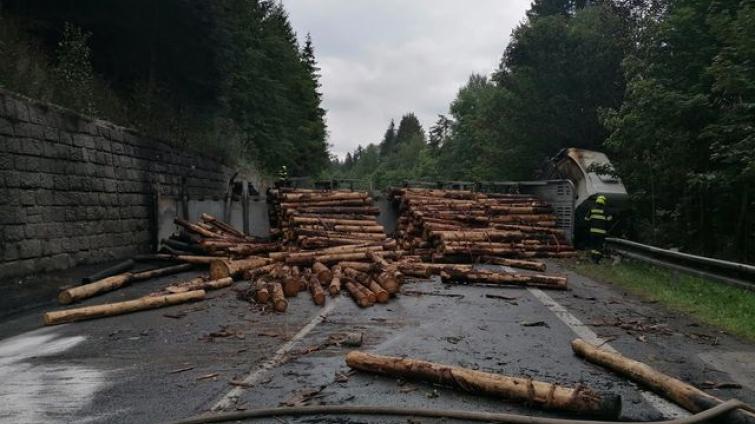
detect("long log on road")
[345,351,621,419]
[45,290,205,325]
[441,270,567,290]
[480,256,546,272]
[58,263,193,304]
[572,339,755,424]
[160,276,233,294]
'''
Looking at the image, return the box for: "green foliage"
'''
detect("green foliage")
[571,260,755,340]
[0,0,329,174]
[333,1,629,186]
[603,0,755,261]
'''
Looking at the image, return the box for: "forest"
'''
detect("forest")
[331,0,754,262]
[0,0,329,176]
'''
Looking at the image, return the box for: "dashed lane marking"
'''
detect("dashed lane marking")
[528,287,689,419]
[210,297,341,411]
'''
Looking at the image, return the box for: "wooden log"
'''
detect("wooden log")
[295,230,386,241]
[269,282,288,312]
[480,256,546,272]
[252,280,270,304]
[308,275,326,306]
[299,236,378,249]
[336,262,376,273]
[271,245,383,262]
[59,273,133,305]
[227,243,282,257]
[286,250,401,266]
[328,266,342,296]
[209,257,271,279]
[81,259,135,283]
[440,270,568,290]
[345,351,620,419]
[289,206,380,215]
[131,263,193,281]
[350,279,376,305]
[312,262,333,285]
[59,263,193,304]
[344,281,371,307]
[282,191,368,202]
[163,277,233,294]
[291,217,380,226]
[571,339,755,424]
[243,263,279,280]
[397,263,474,278]
[280,199,371,208]
[45,290,206,325]
[375,271,400,294]
[342,267,370,284]
[366,280,389,303]
[200,213,247,239]
[174,217,222,239]
[283,273,302,297]
[431,230,526,243]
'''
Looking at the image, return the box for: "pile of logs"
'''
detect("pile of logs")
[268,188,390,249]
[390,188,576,261]
[236,250,405,310]
[165,213,282,258]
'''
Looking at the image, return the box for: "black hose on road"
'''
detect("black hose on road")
[167,399,754,424]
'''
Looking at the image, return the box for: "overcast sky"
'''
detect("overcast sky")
[283,1,532,159]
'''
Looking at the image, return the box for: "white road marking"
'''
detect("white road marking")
[211,298,341,411]
[0,327,110,424]
[528,288,688,418]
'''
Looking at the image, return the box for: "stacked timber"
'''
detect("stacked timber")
[240,249,405,309]
[390,188,576,262]
[268,188,391,249]
[166,213,282,258]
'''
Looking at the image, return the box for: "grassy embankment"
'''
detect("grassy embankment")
[570,260,755,341]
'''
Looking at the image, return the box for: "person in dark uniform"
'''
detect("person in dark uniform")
[276,165,289,188]
[585,195,611,263]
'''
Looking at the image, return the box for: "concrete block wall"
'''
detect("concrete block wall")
[0,89,234,280]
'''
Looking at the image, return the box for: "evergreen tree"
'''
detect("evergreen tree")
[379,120,397,156]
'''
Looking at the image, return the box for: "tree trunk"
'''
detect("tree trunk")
[45,290,205,325]
[440,270,567,290]
[328,267,342,296]
[480,256,546,272]
[345,351,620,419]
[162,276,232,294]
[269,282,288,312]
[366,280,389,303]
[344,281,370,307]
[571,339,755,424]
[309,276,326,306]
[210,257,271,279]
[252,280,271,304]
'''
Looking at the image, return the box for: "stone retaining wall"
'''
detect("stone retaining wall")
[0,89,234,279]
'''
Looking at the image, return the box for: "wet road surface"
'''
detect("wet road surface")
[1,260,753,423]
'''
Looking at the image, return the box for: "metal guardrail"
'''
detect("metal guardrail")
[605,238,755,291]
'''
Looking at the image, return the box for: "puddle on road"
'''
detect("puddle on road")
[0,327,110,424]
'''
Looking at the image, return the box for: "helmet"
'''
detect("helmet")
[596,195,607,205]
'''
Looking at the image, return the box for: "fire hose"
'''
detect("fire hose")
[168,398,754,424]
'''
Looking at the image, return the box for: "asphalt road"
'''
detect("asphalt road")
[1,260,754,424]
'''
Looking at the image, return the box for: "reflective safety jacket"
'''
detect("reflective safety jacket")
[585,206,609,235]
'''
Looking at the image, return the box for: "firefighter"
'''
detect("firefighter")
[276,165,289,188]
[585,195,611,263]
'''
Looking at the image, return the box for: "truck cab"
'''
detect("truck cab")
[543,148,628,245]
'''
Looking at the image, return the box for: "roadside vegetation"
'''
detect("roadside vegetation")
[0,0,328,175]
[571,260,755,341]
[330,0,755,264]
